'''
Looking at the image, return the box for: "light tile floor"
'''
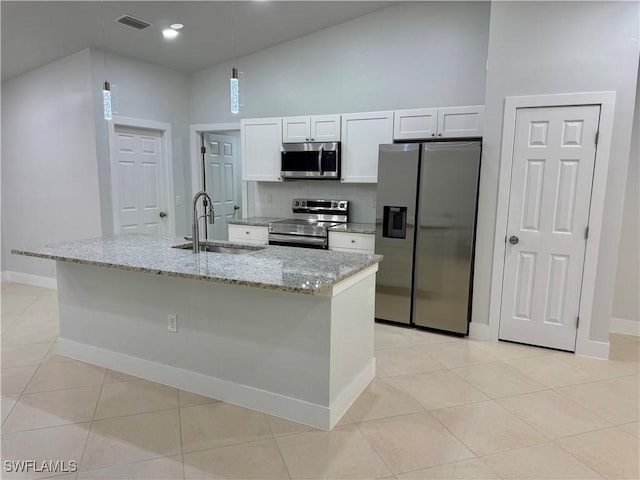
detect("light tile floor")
[1,281,639,479]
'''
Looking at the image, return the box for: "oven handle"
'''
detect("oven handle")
[268,234,327,247]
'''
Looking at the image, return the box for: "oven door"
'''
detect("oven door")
[268,233,328,249]
[281,143,323,179]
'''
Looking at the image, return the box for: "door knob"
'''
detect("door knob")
[159,211,167,218]
[509,235,519,245]
[234,205,240,210]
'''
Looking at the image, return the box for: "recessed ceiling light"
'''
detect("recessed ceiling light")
[162,28,179,39]
[170,23,184,30]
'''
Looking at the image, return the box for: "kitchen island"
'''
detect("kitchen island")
[13,234,382,430]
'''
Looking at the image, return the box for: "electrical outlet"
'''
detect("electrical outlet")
[167,314,178,333]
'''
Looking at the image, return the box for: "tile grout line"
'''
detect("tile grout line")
[76,366,108,471]
[264,413,293,480]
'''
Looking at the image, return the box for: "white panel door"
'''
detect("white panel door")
[114,126,167,235]
[203,133,241,241]
[499,105,600,351]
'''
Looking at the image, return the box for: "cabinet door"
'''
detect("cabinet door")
[282,116,311,143]
[241,118,283,181]
[228,224,269,245]
[310,114,341,142]
[328,232,375,253]
[393,108,437,140]
[436,106,484,138]
[341,112,393,183]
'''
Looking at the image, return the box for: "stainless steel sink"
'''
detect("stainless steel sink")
[172,242,265,254]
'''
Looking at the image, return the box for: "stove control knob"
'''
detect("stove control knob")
[300,201,305,207]
[294,201,300,206]
[339,202,346,209]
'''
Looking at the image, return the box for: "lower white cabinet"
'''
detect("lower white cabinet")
[228,225,269,245]
[328,232,375,254]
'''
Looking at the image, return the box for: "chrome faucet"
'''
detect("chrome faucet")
[192,191,214,253]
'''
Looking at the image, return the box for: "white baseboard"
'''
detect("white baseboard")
[3,271,57,290]
[329,359,375,429]
[468,321,494,340]
[575,338,610,360]
[57,338,340,430]
[610,317,640,337]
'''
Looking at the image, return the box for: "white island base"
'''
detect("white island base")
[55,261,377,430]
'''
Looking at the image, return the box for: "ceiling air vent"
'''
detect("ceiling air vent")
[115,15,153,31]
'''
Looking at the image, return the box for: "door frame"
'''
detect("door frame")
[189,123,243,216]
[487,92,616,359]
[108,116,176,236]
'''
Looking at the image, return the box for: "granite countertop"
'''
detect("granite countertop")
[12,234,382,295]
[329,223,376,235]
[227,217,285,227]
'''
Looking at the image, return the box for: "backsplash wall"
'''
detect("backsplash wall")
[248,181,377,223]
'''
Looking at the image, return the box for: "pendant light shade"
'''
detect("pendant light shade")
[230,67,239,114]
[103,81,112,120]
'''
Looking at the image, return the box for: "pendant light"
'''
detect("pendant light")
[101,1,111,120]
[230,2,239,114]
[103,81,112,120]
[230,67,239,114]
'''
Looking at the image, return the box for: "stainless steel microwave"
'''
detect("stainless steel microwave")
[281,142,340,180]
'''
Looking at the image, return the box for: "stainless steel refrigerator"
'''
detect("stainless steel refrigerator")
[375,141,481,334]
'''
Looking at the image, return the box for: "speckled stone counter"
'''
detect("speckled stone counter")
[13,233,381,295]
[227,217,285,227]
[329,223,376,235]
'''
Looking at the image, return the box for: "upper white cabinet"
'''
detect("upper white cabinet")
[341,111,393,183]
[437,105,484,138]
[394,108,437,140]
[282,114,341,143]
[241,117,282,182]
[393,105,484,140]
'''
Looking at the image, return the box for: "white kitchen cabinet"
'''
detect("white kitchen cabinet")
[393,105,485,140]
[228,224,269,245]
[437,105,484,138]
[328,231,375,254]
[241,117,282,181]
[282,114,341,143]
[394,108,438,140]
[341,111,393,183]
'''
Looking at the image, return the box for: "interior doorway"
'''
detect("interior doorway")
[108,117,175,236]
[200,132,242,240]
[190,123,243,242]
[498,105,600,351]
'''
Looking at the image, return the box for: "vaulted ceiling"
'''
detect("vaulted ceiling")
[1,1,395,81]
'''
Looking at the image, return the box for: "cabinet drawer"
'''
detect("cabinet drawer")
[228,225,269,245]
[328,232,375,252]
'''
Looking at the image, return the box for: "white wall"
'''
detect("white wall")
[88,49,191,236]
[1,50,102,280]
[612,65,640,326]
[192,2,490,122]
[190,1,491,218]
[249,182,376,223]
[473,1,639,343]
